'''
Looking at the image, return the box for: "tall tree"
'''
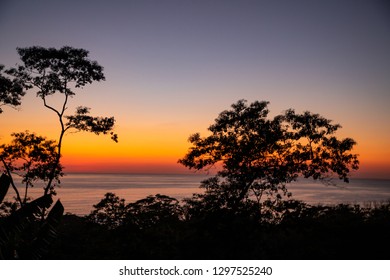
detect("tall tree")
[4,46,118,199]
[179,100,359,211]
[0,46,118,258]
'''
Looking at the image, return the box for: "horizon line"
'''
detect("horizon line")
[61,171,390,181]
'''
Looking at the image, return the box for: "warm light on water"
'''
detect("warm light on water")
[5,173,390,215]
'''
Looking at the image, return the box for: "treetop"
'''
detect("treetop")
[7,46,105,98]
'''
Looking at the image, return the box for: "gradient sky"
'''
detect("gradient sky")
[0,0,389,178]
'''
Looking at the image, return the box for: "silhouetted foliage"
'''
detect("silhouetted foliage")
[88,193,182,230]
[0,65,25,114]
[6,46,105,97]
[88,192,127,229]
[47,190,390,260]
[5,46,118,197]
[181,177,260,221]
[66,106,118,142]
[125,194,183,229]
[179,100,359,211]
[0,46,117,258]
[0,174,10,204]
[0,131,63,205]
[0,174,64,259]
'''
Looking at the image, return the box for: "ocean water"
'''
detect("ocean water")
[5,173,390,215]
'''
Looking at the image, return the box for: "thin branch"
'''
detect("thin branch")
[60,79,69,116]
[42,96,61,118]
[44,104,66,196]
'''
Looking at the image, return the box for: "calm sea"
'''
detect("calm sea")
[6,173,390,215]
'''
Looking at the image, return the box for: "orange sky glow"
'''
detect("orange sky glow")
[0,89,389,178]
[1,1,389,179]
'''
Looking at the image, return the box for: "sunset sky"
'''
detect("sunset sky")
[0,0,389,178]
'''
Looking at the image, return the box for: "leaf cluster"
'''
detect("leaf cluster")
[6,46,105,98]
[65,106,118,142]
[0,65,26,113]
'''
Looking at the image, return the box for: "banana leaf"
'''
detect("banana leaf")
[0,193,54,259]
[21,200,64,259]
[0,174,10,204]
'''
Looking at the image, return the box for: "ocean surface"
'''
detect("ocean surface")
[6,173,390,215]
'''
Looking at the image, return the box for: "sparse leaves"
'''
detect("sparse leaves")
[65,106,118,142]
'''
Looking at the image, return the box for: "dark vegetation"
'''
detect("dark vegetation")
[46,100,386,260]
[47,194,390,259]
[1,47,388,259]
[0,46,117,258]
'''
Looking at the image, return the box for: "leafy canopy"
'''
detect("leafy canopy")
[5,46,117,141]
[179,100,359,209]
[6,46,105,98]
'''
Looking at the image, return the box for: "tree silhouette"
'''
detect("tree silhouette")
[0,46,118,258]
[88,192,127,229]
[179,100,359,211]
[4,46,118,198]
[0,65,25,114]
[0,132,63,206]
[126,194,183,230]
[88,193,183,230]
